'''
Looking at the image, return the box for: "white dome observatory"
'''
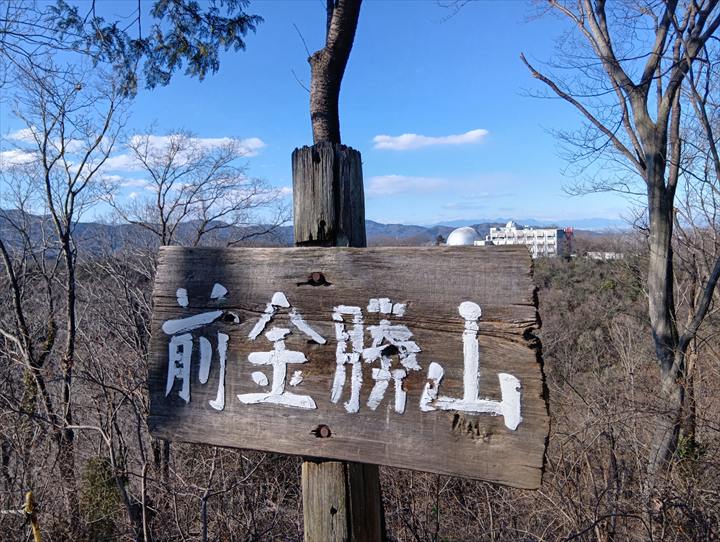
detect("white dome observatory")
[446,226,480,246]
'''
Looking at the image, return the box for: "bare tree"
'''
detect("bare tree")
[521,0,720,478]
[0,61,126,528]
[105,130,288,247]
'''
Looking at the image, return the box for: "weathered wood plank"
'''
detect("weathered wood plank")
[148,245,548,489]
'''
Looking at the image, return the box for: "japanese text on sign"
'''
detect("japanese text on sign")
[162,285,522,430]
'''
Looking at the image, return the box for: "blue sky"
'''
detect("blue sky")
[1,0,635,227]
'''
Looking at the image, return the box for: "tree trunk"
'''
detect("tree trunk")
[646,167,683,478]
[57,434,80,523]
[59,234,80,523]
[681,343,697,449]
[309,0,362,144]
[648,355,684,478]
[292,142,383,542]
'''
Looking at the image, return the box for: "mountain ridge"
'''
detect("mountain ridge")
[428,217,629,230]
[0,210,619,249]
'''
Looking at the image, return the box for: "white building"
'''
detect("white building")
[586,251,623,261]
[446,227,480,246]
[479,221,572,258]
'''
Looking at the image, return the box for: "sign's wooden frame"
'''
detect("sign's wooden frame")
[148,245,548,489]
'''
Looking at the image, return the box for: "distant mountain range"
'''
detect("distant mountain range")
[365,220,499,245]
[430,217,629,230]
[0,210,622,251]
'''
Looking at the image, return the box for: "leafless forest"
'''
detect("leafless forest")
[1,222,719,540]
[3,0,720,540]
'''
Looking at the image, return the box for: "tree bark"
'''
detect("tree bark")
[60,233,80,521]
[645,156,684,478]
[309,0,362,144]
[682,343,698,448]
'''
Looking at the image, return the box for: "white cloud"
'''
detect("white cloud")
[7,128,84,153]
[129,134,266,157]
[0,149,37,165]
[232,136,265,157]
[64,139,85,153]
[102,153,139,171]
[102,134,267,174]
[102,174,126,183]
[102,174,154,193]
[7,128,37,143]
[372,128,489,151]
[120,178,152,188]
[366,175,448,196]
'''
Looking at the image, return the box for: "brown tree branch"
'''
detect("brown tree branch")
[309,0,362,143]
[520,53,643,172]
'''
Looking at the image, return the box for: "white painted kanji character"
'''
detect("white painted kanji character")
[162,283,235,410]
[363,298,420,414]
[330,305,364,413]
[238,292,325,409]
[419,301,522,430]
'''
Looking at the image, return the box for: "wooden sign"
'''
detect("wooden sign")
[148,245,548,489]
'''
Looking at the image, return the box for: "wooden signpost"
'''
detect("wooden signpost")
[148,245,548,489]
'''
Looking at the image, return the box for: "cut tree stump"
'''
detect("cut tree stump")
[292,142,366,249]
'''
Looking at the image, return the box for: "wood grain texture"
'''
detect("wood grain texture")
[301,460,383,542]
[292,143,366,248]
[302,461,348,542]
[148,245,548,489]
[293,141,381,542]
